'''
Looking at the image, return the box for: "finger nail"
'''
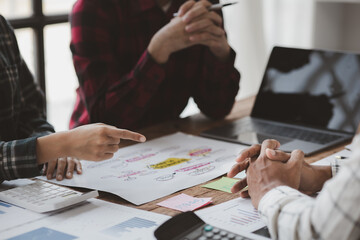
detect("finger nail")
[57,174,62,180]
[267,148,276,156]
[47,174,52,179]
[140,136,146,142]
[67,172,72,178]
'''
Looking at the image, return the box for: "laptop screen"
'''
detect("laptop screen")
[251,46,360,134]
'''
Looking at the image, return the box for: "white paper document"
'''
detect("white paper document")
[0,180,48,232]
[0,200,47,233]
[39,132,245,205]
[196,197,268,238]
[1,198,170,240]
[312,149,352,166]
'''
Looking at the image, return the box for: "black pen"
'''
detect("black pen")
[173,2,238,17]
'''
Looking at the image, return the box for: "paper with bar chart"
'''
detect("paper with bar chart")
[196,197,266,235]
[39,133,245,205]
[1,198,169,240]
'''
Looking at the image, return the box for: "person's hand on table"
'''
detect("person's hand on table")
[148,0,230,63]
[227,139,332,208]
[43,157,82,181]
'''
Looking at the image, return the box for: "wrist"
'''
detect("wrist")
[254,180,284,208]
[210,43,230,62]
[148,35,171,64]
[58,131,72,157]
[307,165,332,193]
[36,132,68,165]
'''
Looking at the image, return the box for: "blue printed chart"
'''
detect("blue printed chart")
[0,201,11,215]
[0,200,45,233]
[102,217,157,238]
[1,199,169,240]
[8,227,76,240]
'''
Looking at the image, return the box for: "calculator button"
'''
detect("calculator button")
[198,237,207,240]
[205,232,214,238]
[212,228,220,234]
[213,235,221,240]
[220,231,227,236]
[235,237,244,240]
[204,225,213,232]
[228,233,236,239]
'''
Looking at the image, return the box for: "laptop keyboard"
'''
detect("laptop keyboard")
[249,120,342,145]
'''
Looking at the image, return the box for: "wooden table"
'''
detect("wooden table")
[97,96,350,216]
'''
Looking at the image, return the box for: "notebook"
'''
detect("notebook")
[201,46,360,155]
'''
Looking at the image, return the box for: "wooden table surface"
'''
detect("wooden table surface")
[96,96,350,217]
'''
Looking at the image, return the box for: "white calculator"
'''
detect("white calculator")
[0,180,98,213]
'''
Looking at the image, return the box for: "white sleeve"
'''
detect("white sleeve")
[258,135,360,240]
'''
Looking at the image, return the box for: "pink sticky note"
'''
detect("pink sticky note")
[157,193,212,212]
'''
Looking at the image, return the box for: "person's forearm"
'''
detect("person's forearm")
[260,149,360,240]
[194,48,240,119]
[36,132,70,165]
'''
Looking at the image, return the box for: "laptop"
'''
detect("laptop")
[201,46,360,155]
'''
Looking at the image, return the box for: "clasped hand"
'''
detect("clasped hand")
[227,140,310,209]
[148,0,230,63]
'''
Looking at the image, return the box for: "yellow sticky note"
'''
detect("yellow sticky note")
[202,177,240,193]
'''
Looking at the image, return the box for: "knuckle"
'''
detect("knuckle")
[98,127,106,135]
[293,149,305,156]
[96,138,105,145]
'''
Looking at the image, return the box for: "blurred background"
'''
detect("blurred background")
[1,0,360,131]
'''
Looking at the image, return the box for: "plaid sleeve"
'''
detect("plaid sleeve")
[0,137,41,182]
[258,139,360,240]
[17,58,54,138]
[194,47,240,119]
[0,16,53,183]
[70,0,166,128]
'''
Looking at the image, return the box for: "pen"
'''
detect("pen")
[173,2,238,17]
[335,155,348,160]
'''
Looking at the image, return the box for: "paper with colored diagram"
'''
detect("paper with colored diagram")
[38,132,245,205]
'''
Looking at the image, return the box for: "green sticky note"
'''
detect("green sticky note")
[202,177,240,193]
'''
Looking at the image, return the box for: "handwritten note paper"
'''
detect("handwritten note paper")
[202,177,240,193]
[157,194,212,212]
[39,133,245,205]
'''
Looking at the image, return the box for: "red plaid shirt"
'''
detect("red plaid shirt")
[70,0,240,130]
